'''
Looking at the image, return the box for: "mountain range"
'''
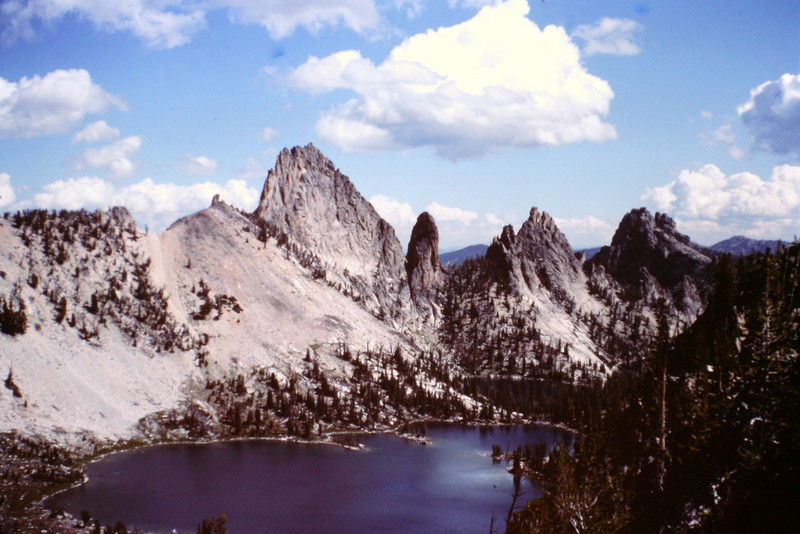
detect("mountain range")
[444,235,782,268]
[0,143,772,450]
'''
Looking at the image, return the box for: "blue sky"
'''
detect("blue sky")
[0,0,798,249]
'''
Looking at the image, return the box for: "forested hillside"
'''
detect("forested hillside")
[507,244,800,533]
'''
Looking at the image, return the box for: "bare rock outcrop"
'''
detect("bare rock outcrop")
[252,144,411,323]
[484,208,586,302]
[587,208,712,316]
[515,207,585,297]
[486,224,518,288]
[406,212,442,318]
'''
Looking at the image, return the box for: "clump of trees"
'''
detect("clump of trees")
[0,433,84,532]
[197,513,227,534]
[0,295,27,336]
[4,370,22,398]
[3,207,211,361]
[191,279,242,321]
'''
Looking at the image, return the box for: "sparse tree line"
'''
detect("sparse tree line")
[0,208,211,362]
[139,344,517,445]
[0,432,85,533]
[0,293,27,337]
[441,257,610,382]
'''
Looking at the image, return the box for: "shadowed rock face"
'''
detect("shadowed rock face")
[486,224,517,287]
[406,212,441,305]
[589,208,710,290]
[587,208,712,314]
[252,143,411,321]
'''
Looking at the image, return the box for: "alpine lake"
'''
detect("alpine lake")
[47,424,572,534]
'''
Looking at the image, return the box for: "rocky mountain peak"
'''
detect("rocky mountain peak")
[406,212,442,316]
[709,235,782,255]
[515,207,584,294]
[252,144,410,321]
[526,207,559,232]
[589,207,711,310]
[609,208,690,252]
[486,224,517,286]
[407,212,440,281]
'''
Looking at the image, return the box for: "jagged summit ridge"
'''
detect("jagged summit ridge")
[483,208,584,297]
[254,144,405,276]
[252,144,410,322]
[589,208,710,290]
[0,143,729,450]
[516,207,585,293]
[586,208,712,321]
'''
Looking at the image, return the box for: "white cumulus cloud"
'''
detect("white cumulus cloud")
[291,0,616,159]
[0,173,16,208]
[643,163,800,243]
[369,194,417,245]
[0,69,125,139]
[447,0,500,8]
[393,0,424,19]
[369,194,417,227]
[219,0,380,39]
[425,202,479,225]
[72,120,121,143]
[75,136,142,179]
[370,195,508,248]
[261,127,279,143]
[432,210,508,249]
[179,154,219,176]
[572,17,643,56]
[19,176,260,232]
[29,176,116,211]
[0,0,383,47]
[701,122,746,160]
[738,73,800,159]
[554,215,614,247]
[1,0,206,49]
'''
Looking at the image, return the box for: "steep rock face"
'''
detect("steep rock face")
[587,208,711,314]
[515,208,585,298]
[486,224,518,288]
[252,144,411,323]
[406,212,442,316]
[162,198,414,360]
[484,209,588,302]
[0,208,200,442]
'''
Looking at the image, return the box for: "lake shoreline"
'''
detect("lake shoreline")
[41,416,576,505]
[39,421,573,534]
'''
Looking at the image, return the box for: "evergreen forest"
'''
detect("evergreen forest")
[504,245,800,532]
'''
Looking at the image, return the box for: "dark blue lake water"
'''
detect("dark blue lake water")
[47,424,571,533]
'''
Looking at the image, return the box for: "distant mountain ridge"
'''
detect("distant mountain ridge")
[442,236,783,268]
[709,235,783,255]
[439,244,488,266]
